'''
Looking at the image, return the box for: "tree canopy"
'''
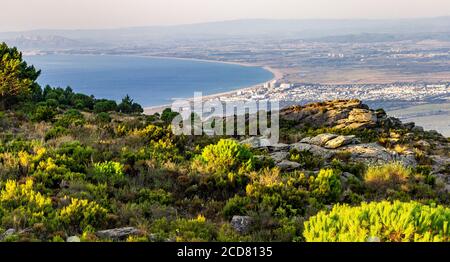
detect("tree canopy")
[0,42,41,109]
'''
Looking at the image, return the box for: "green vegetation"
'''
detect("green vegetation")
[304,201,450,242]
[0,43,449,242]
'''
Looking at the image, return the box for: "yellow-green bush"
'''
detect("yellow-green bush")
[0,179,52,228]
[92,161,125,184]
[57,196,107,231]
[199,139,255,173]
[304,201,450,242]
[308,169,342,203]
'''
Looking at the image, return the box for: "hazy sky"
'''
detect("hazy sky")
[2,0,450,31]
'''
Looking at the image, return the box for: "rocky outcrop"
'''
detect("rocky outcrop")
[342,143,416,166]
[280,99,409,131]
[324,135,359,149]
[245,133,418,169]
[245,99,448,173]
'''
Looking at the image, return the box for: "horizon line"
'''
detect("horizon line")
[1,15,450,34]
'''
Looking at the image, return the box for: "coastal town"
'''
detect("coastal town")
[217,81,450,109]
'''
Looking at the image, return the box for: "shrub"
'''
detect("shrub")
[303,201,450,242]
[151,216,217,242]
[0,179,53,228]
[56,141,94,173]
[246,169,309,217]
[131,124,166,141]
[95,112,111,124]
[44,126,68,141]
[223,195,251,219]
[289,149,324,169]
[32,105,57,122]
[92,161,125,184]
[308,169,342,203]
[55,109,85,128]
[160,108,180,123]
[364,162,411,192]
[199,139,255,173]
[57,196,107,231]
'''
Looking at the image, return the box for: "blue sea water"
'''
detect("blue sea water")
[24,54,274,107]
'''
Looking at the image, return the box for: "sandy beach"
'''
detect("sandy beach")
[143,60,284,115]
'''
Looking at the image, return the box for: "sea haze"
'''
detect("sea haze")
[24,54,274,107]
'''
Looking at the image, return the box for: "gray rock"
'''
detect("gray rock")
[96,227,140,240]
[231,216,253,234]
[342,143,417,166]
[269,151,289,163]
[66,236,81,242]
[308,133,338,146]
[324,135,358,149]
[268,143,290,152]
[276,160,301,171]
[291,142,336,159]
[0,228,16,240]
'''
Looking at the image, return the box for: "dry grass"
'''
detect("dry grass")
[364,162,411,192]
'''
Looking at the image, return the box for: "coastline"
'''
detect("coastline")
[143,61,283,115]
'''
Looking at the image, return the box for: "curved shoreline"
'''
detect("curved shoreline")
[142,58,283,115]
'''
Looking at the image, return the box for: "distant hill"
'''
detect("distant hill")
[1,17,450,49]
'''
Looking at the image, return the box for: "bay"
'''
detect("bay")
[24,54,274,107]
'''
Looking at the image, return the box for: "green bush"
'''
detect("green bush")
[304,201,450,242]
[309,169,342,203]
[57,196,107,232]
[92,161,125,184]
[32,105,57,122]
[289,149,324,169]
[55,109,85,128]
[45,126,68,141]
[200,139,255,173]
[246,169,310,217]
[0,179,53,228]
[95,112,112,124]
[151,216,217,242]
[223,195,251,219]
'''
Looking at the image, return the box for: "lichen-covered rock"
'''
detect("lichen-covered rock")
[342,143,417,166]
[269,151,289,163]
[291,142,336,159]
[306,133,338,146]
[324,135,359,149]
[276,160,301,171]
[96,227,140,240]
[230,216,253,234]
